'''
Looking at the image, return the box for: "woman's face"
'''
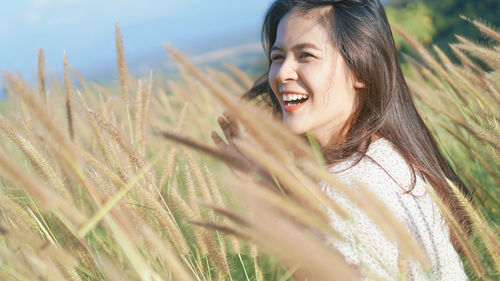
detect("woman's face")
[268,9,359,146]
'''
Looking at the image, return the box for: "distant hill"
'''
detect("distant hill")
[85,27,266,83]
[0,27,267,96]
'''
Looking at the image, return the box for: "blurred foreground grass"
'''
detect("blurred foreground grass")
[0,20,498,281]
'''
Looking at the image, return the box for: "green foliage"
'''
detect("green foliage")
[385,2,435,49]
[387,0,500,54]
[423,0,500,50]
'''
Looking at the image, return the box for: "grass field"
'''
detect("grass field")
[0,20,498,281]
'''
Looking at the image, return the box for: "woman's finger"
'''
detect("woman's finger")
[218,116,234,143]
[222,110,231,120]
[223,111,240,138]
[211,130,228,150]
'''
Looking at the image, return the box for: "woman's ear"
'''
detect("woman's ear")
[353,80,365,89]
[348,71,365,89]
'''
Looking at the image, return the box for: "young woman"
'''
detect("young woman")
[213,0,471,280]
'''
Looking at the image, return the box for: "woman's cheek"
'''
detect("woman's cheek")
[268,68,279,95]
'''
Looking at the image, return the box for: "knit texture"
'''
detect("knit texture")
[321,138,468,280]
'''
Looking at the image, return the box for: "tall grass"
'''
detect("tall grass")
[0,21,497,281]
[393,19,500,279]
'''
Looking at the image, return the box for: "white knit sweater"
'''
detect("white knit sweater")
[321,138,468,281]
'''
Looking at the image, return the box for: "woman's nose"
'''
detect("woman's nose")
[275,59,298,83]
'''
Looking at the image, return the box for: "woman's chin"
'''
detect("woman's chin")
[283,119,308,135]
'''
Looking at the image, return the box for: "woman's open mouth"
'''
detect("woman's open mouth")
[282,93,309,112]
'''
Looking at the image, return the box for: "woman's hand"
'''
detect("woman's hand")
[211,111,251,178]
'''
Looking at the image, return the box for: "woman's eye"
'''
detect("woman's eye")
[299,53,314,59]
[270,54,284,61]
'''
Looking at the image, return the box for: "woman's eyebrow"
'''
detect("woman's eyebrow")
[293,43,322,51]
[271,43,322,52]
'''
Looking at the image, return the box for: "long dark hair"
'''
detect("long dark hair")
[244,0,472,249]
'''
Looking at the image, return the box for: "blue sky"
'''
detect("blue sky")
[0,0,272,81]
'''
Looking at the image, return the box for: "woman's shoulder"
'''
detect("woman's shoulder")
[322,138,468,281]
[328,137,424,196]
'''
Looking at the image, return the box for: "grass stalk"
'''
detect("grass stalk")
[135,79,144,153]
[423,184,486,278]
[447,179,500,272]
[238,253,251,281]
[38,48,46,106]
[115,22,129,105]
[77,153,162,238]
[64,52,74,140]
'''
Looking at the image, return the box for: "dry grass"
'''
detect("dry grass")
[0,20,497,281]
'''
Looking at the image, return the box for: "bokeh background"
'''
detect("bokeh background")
[1,0,499,91]
[0,0,269,86]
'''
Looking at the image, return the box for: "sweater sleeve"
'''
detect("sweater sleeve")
[321,139,468,281]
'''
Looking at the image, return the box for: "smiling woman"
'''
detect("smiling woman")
[268,8,360,146]
[212,0,473,280]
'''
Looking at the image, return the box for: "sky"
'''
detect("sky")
[0,0,272,81]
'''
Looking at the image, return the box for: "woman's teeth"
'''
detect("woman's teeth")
[282,93,309,112]
[282,94,308,101]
